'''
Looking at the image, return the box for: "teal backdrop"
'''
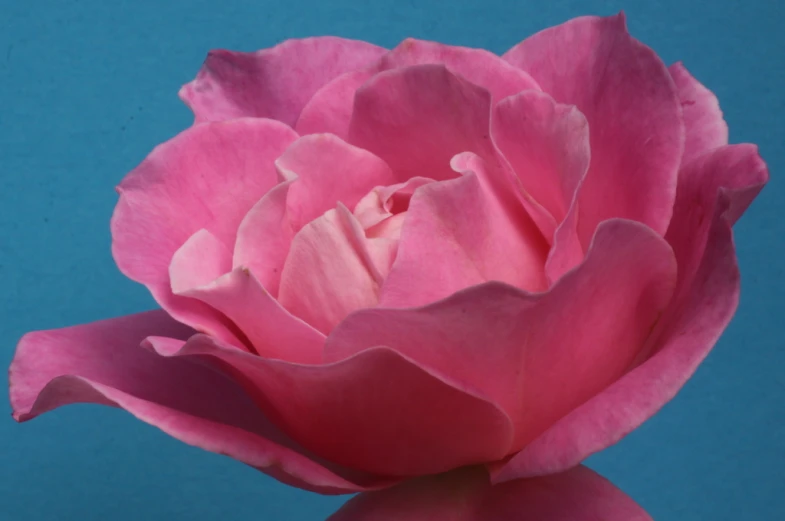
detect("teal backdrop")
[1,0,782,519]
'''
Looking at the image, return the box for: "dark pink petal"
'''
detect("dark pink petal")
[380,157,548,308]
[276,134,399,231]
[491,144,767,481]
[503,14,684,245]
[278,206,388,333]
[669,62,729,163]
[111,118,298,343]
[175,267,325,364]
[149,335,514,477]
[328,465,651,521]
[331,218,675,449]
[179,37,386,126]
[9,311,382,494]
[296,39,540,139]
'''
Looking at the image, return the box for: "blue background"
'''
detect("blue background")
[1,0,782,519]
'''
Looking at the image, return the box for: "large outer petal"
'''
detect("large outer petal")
[148,335,515,477]
[8,311,386,494]
[111,118,298,344]
[328,219,676,450]
[295,38,540,139]
[503,13,684,245]
[491,144,767,481]
[179,37,386,126]
[328,465,651,521]
[669,62,729,163]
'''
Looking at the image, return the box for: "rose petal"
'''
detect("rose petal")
[491,144,767,481]
[278,205,389,334]
[491,90,590,280]
[503,13,684,245]
[179,37,386,126]
[669,62,729,163]
[354,176,434,230]
[170,229,233,295]
[328,465,651,521]
[296,39,540,139]
[666,145,768,299]
[379,156,548,308]
[492,90,589,230]
[276,134,399,231]
[378,38,541,100]
[233,180,295,297]
[233,135,398,299]
[296,69,378,138]
[348,64,496,182]
[8,311,381,494]
[346,64,545,254]
[330,218,676,450]
[149,335,515,477]
[175,266,325,364]
[111,118,298,343]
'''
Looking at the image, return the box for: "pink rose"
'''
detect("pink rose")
[10,13,767,520]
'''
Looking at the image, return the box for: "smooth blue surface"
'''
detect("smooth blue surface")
[1,0,782,519]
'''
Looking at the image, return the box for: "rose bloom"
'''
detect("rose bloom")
[10,13,767,520]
